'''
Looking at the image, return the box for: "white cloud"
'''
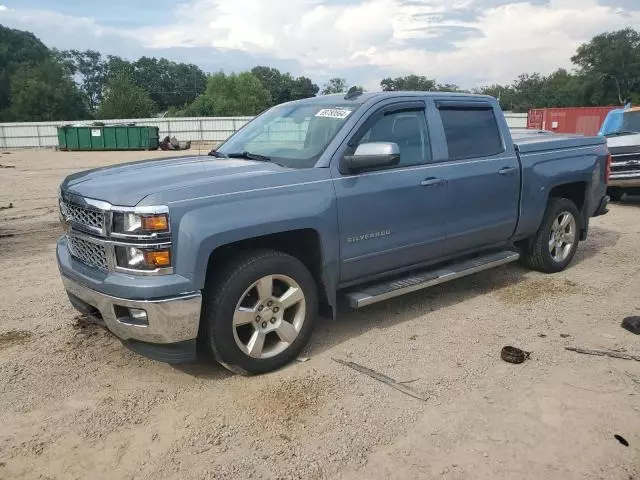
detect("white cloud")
[128,0,639,86]
[0,0,638,88]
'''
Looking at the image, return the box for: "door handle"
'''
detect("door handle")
[498,167,518,176]
[420,177,445,187]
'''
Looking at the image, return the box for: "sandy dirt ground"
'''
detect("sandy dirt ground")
[0,148,639,480]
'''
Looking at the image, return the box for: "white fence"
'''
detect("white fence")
[0,117,254,149]
[0,113,528,149]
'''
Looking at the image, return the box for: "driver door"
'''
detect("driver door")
[331,100,450,283]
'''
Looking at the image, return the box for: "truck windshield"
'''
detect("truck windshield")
[215,103,358,168]
[600,109,640,136]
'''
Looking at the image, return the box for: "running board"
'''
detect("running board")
[344,250,520,309]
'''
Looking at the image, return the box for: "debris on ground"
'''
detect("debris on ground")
[565,346,640,362]
[296,356,310,362]
[159,135,191,151]
[621,316,640,335]
[500,346,531,364]
[624,372,640,385]
[560,333,571,338]
[0,164,15,168]
[0,329,33,350]
[397,378,420,384]
[614,434,629,447]
[332,358,428,402]
[0,202,13,210]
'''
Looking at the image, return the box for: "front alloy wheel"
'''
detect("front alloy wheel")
[201,250,318,375]
[233,275,306,359]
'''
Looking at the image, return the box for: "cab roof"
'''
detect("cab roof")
[288,91,495,106]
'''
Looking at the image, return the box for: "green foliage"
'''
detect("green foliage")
[250,66,319,105]
[97,72,157,119]
[1,24,639,121]
[130,57,206,111]
[571,28,640,105]
[0,25,50,115]
[381,75,436,91]
[381,75,463,93]
[478,28,640,110]
[8,59,88,121]
[54,49,107,112]
[250,66,293,104]
[322,77,348,95]
[289,76,319,100]
[171,72,271,117]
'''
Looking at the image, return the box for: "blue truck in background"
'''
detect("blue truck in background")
[599,105,640,201]
[57,91,611,374]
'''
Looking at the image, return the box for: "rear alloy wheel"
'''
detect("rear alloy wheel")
[548,211,577,263]
[201,250,318,375]
[521,197,581,273]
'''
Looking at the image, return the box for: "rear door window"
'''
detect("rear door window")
[438,107,504,160]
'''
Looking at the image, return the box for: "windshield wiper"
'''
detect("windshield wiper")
[605,130,639,137]
[226,151,273,162]
[207,149,228,158]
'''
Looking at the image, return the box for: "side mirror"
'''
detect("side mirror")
[341,142,400,173]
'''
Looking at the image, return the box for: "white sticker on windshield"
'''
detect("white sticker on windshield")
[315,108,353,119]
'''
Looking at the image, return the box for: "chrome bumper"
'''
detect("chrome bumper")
[61,276,202,344]
[607,177,640,188]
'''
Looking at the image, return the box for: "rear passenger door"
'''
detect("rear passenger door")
[434,101,520,254]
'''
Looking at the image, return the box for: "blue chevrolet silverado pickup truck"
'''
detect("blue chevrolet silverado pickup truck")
[57,91,610,374]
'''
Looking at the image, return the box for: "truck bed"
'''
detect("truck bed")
[511,129,606,154]
[510,128,608,242]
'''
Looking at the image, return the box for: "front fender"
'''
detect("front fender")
[171,173,339,292]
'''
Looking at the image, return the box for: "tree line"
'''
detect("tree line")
[0,24,638,122]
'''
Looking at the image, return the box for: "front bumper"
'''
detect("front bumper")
[607,177,640,188]
[61,275,202,362]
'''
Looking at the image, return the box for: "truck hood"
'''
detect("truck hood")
[61,155,289,206]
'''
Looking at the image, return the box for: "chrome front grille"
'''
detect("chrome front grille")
[611,152,640,178]
[67,235,109,271]
[60,200,106,234]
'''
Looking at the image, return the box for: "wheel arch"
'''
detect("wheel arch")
[202,229,336,318]
[547,181,589,240]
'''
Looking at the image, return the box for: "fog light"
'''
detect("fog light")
[129,308,148,322]
[143,250,171,268]
[114,306,148,326]
[115,245,172,271]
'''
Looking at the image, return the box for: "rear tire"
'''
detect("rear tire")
[521,197,581,273]
[201,250,318,375]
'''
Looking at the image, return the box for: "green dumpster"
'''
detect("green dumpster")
[57,125,160,151]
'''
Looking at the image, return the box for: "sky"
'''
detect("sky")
[0,0,638,90]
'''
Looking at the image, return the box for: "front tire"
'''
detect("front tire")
[201,250,318,375]
[521,198,581,273]
[607,188,624,202]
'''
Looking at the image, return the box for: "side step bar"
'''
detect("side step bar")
[344,250,520,308]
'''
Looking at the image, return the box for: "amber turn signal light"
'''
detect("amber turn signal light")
[141,214,169,232]
[143,249,171,268]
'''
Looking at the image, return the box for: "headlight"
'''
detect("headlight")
[115,245,172,271]
[112,212,169,235]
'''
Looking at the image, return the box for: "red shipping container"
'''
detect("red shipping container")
[527,106,618,136]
